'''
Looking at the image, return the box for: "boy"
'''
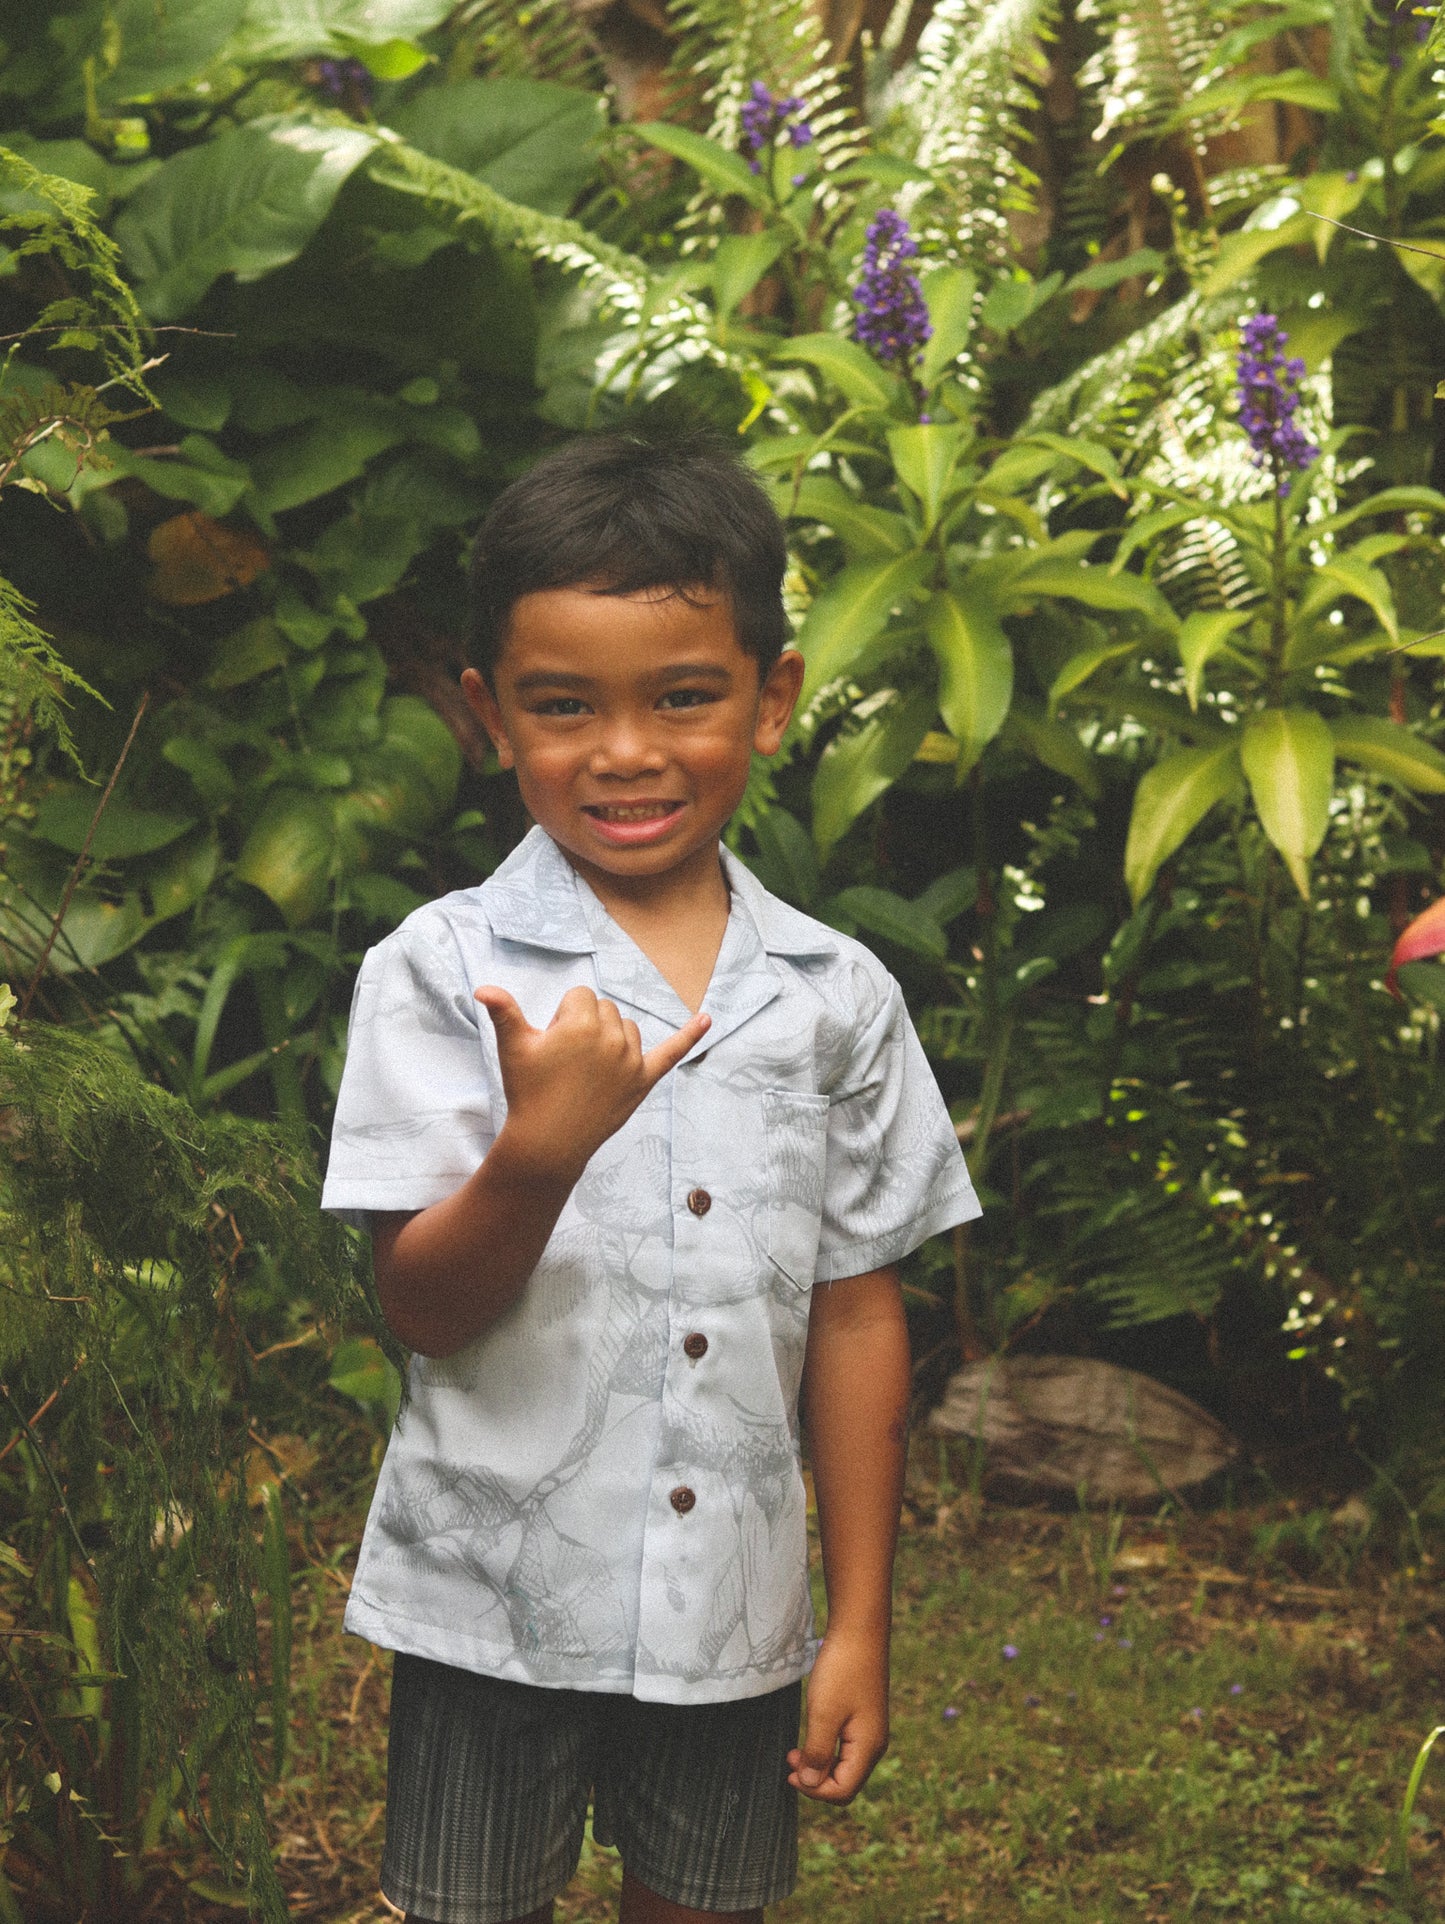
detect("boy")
[322,434,979,1924]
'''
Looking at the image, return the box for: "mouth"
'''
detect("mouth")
[580,800,685,845]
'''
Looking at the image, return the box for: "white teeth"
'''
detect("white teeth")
[594,804,675,822]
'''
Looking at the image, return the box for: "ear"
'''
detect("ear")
[753,649,805,757]
[460,666,515,769]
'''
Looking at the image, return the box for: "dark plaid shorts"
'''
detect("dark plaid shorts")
[382,1653,801,1922]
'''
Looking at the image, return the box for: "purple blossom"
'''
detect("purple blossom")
[1236,313,1318,487]
[740,81,812,174]
[1002,1643,1019,1660]
[1230,1682,1244,1695]
[310,56,374,110]
[942,1704,960,1721]
[1099,1614,1112,1627]
[852,210,932,374]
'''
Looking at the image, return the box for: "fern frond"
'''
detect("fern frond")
[885,0,1058,266]
[453,0,606,86]
[1077,0,1232,156]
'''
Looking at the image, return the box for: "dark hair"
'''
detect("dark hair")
[467,432,789,682]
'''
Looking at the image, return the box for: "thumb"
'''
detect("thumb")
[473,985,531,1047]
[793,1698,841,1789]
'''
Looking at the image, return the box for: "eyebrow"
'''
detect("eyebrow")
[510,661,734,693]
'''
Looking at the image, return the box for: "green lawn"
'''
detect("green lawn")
[159,1449,1445,1922]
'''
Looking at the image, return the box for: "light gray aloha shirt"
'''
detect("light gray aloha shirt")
[322,826,979,1704]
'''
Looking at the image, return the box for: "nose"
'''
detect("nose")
[589,710,666,778]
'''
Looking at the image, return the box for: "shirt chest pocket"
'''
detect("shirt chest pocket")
[762,1089,831,1292]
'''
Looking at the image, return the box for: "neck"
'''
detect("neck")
[560,838,731,1013]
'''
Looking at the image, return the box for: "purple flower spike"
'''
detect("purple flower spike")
[851,209,932,375]
[739,81,813,171]
[1236,312,1318,488]
[1002,1643,1019,1660]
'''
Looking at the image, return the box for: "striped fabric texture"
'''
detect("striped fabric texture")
[383,1654,801,1922]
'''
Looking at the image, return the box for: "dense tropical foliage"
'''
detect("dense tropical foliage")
[6,0,1445,1912]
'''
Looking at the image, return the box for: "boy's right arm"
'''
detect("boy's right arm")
[372,983,709,1358]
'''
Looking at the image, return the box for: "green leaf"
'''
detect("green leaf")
[389,79,604,216]
[773,335,901,411]
[1065,247,1167,292]
[811,688,935,856]
[1329,715,1445,793]
[1005,559,1178,632]
[710,229,788,316]
[30,791,196,860]
[825,886,948,962]
[111,434,251,517]
[1394,962,1445,1013]
[340,33,430,79]
[328,1336,402,1427]
[1176,608,1252,709]
[1003,709,1102,799]
[1047,640,1137,711]
[632,121,765,204]
[979,271,1063,335]
[1199,207,1313,298]
[249,400,405,514]
[918,266,977,388]
[228,0,453,61]
[115,116,380,320]
[748,804,818,907]
[887,422,969,535]
[795,553,933,708]
[1295,552,1399,646]
[1319,485,1445,534]
[1239,707,1334,898]
[1016,431,1127,497]
[913,865,979,926]
[1124,743,1242,905]
[234,791,339,927]
[924,587,1013,771]
[102,0,247,104]
[1163,67,1337,133]
[773,475,913,558]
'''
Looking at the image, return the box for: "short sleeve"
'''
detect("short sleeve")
[320,912,498,1223]
[814,969,980,1282]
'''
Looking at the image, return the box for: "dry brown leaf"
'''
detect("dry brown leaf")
[148,511,270,605]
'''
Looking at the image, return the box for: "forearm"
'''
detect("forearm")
[372,1127,578,1357]
[801,1267,911,1640]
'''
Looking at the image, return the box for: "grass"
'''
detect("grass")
[147,1442,1445,1922]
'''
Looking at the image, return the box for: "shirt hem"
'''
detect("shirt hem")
[343,1592,819,1705]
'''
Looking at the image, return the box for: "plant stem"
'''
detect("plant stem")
[1265,455,1289,705]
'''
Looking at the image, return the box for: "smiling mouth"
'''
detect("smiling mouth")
[583,802,683,823]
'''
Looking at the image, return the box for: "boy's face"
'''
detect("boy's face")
[460,584,803,898]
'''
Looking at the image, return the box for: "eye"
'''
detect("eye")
[658,687,719,710]
[532,696,590,717]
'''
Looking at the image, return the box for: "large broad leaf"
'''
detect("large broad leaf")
[1319,485,1445,535]
[229,0,453,61]
[388,79,604,215]
[925,588,1013,771]
[795,553,933,708]
[775,475,913,559]
[1239,707,1335,899]
[103,0,247,103]
[1295,551,1399,645]
[1003,709,1102,800]
[30,792,196,861]
[919,266,977,388]
[712,230,787,316]
[1199,207,1313,299]
[824,886,948,963]
[632,121,765,205]
[887,423,970,536]
[1004,558,1178,632]
[115,116,380,320]
[773,335,901,411]
[1176,608,1252,710]
[811,688,935,857]
[1047,640,1137,711]
[235,791,341,927]
[1330,715,1445,793]
[1124,743,1241,905]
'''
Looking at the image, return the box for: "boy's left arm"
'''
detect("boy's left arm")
[789,1263,911,1805]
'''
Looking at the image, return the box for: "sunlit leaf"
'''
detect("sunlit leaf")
[228,0,453,62]
[1239,708,1334,899]
[632,121,765,205]
[1005,558,1177,632]
[1329,715,1445,793]
[795,553,933,708]
[811,688,934,856]
[1124,744,1241,905]
[1295,552,1399,645]
[925,587,1013,771]
[919,266,978,388]
[887,422,970,535]
[711,230,787,316]
[1176,608,1252,710]
[774,475,913,558]
[1047,640,1137,711]
[773,335,901,411]
[234,791,339,927]
[389,78,604,215]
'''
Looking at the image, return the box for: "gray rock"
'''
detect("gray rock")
[927,1355,1243,1508]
